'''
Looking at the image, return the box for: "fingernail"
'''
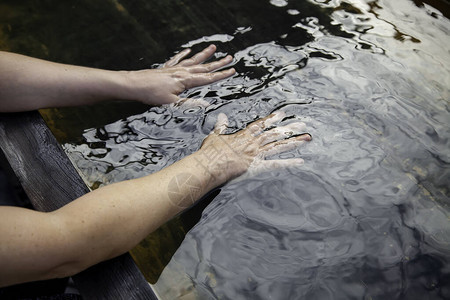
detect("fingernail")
[304,133,312,141]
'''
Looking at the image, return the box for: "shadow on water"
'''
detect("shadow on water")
[1,0,449,299]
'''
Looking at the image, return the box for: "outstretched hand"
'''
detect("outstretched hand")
[123,45,235,105]
[196,111,312,186]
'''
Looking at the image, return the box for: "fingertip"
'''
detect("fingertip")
[294,158,305,166]
[287,122,307,133]
[304,133,312,141]
[218,112,228,123]
[189,98,210,108]
[218,68,236,79]
[221,55,233,64]
[218,113,229,126]
[214,113,229,134]
[181,48,192,55]
[269,110,286,120]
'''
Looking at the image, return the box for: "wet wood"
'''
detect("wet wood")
[0,111,157,299]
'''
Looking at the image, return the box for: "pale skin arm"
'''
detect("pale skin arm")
[0,112,311,287]
[0,44,235,112]
[0,47,310,287]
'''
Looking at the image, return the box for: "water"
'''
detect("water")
[48,0,450,298]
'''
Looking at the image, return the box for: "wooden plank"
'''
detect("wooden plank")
[0,111,158,300]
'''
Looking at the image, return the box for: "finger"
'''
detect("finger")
[250,158,305,174]
[181,68,236,89]
[260,134,311,157]
[246,111,286,136]
[163,48,192,68]
[178,44,217,67]
[214,113,229,134]
[257,122,307,145]
[175,98,210,109]
[162,94,181,105]
[188,55,234,73]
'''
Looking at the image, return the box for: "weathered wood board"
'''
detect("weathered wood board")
[0,111,158,299]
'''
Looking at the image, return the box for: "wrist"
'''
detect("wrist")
[111,70,137,102]
[187,150,236,189]
[155,152,225,210]
[77,69,134,103]
[115,70,160,105]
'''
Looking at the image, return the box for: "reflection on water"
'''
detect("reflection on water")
[63,0,450,298]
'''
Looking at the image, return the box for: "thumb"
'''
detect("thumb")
[214,113,229,134]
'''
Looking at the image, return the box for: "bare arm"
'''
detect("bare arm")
[0,112,311,287]
[0,45,235,112]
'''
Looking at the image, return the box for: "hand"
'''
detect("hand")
[122,45,235,105]
[194,111,312,187]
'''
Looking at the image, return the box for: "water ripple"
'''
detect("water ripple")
[64,0,450,298]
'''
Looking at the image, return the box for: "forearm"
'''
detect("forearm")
[52,151,221,274]
[0,51,128,112]
[0,150,223,287]
[0,47,235,112]
[0,110,311,287]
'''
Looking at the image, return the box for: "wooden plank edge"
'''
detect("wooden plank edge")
[0,111,158,300]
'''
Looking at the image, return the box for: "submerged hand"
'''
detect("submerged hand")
[123,45,235,105]
[195,111,312,186]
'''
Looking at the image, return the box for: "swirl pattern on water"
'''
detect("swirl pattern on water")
[64,0,450,299]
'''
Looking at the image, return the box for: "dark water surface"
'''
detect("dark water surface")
[62,0,450,299]
[2,0,449,299]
